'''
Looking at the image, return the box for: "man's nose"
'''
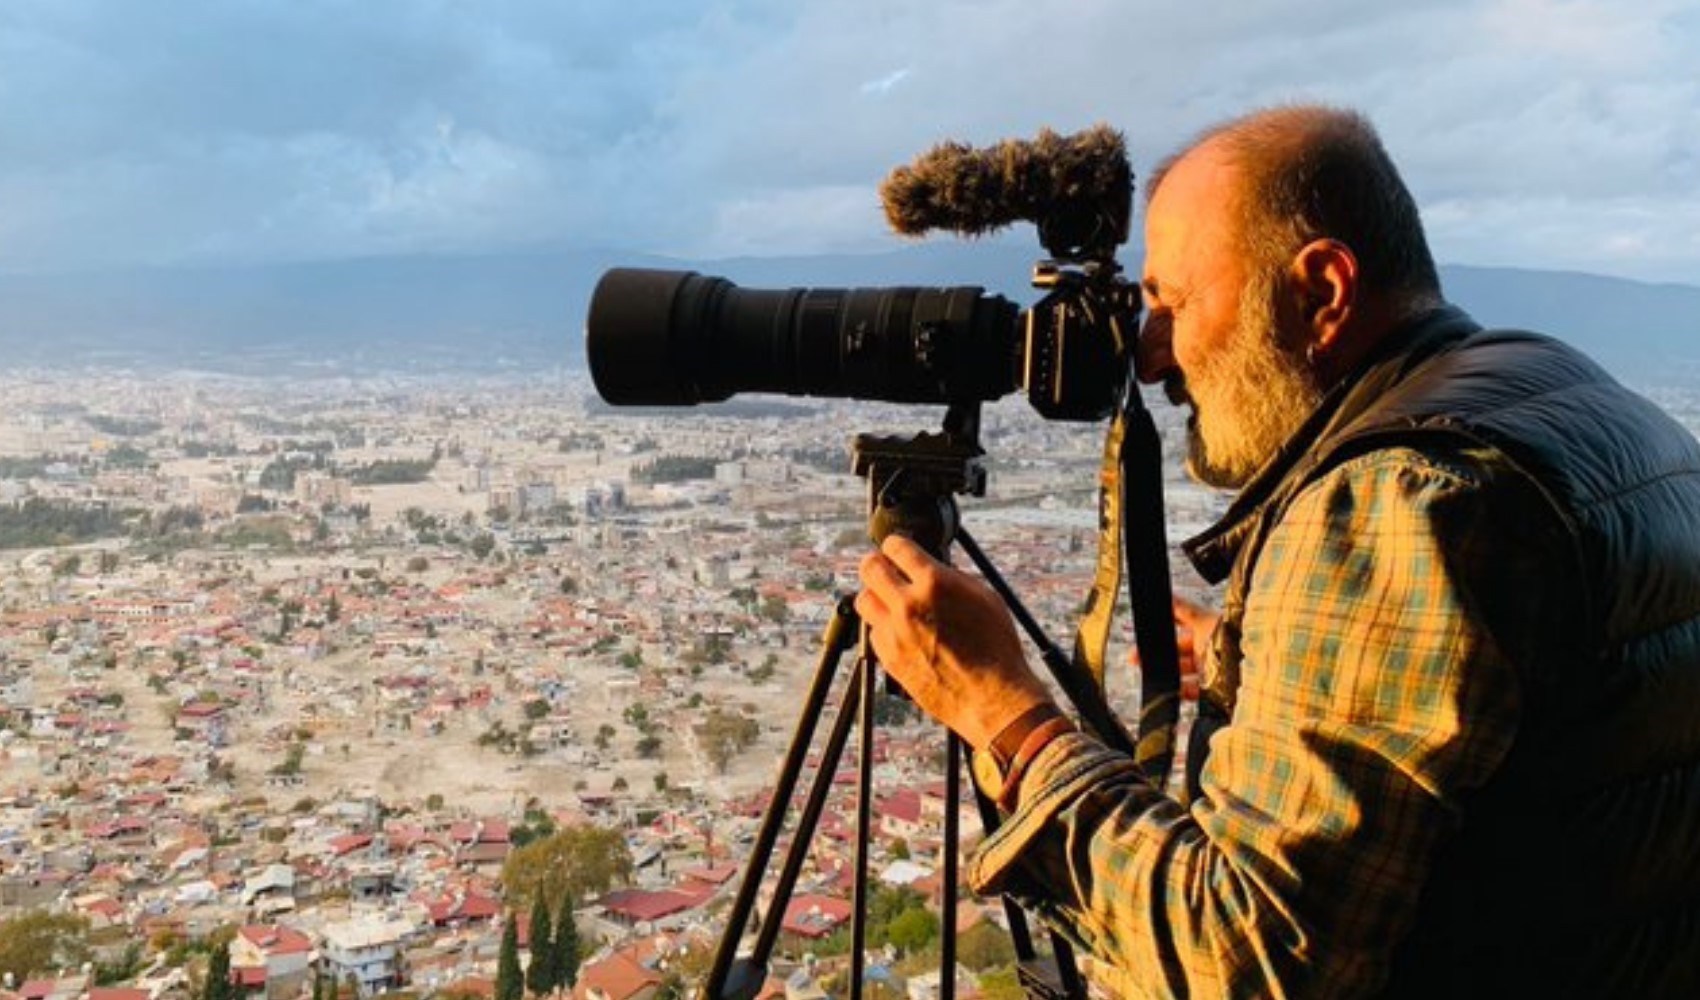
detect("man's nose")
[1135,312,1174,385]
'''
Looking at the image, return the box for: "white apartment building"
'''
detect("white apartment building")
[318,914,415,997]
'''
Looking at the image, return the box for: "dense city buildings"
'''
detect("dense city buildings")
[3,369,1694,1000]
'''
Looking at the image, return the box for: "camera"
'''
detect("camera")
[585,266,1135,422]
[584,125,1139,423]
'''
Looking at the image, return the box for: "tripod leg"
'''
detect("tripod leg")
[850,634,877,1000]
[941,735,961,1000]
[702,598,861,1000]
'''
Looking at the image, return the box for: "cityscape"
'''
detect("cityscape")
[0,367,1252,1000]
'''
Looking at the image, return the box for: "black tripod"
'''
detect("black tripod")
[700,397,1179,1000]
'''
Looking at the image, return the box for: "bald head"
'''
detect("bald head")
[1148,105,1441,312]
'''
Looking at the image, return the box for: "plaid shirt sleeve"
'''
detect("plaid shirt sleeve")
[967,446,1534,998]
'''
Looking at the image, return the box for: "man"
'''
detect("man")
[856,105,1700,997]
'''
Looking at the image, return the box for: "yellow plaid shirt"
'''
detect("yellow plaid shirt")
[969,444,1538,998]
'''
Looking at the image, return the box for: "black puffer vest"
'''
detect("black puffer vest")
[1181,306,1700,997]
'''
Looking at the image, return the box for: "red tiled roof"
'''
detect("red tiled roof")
[599,888,700,923]
[572,951,661,1000]
[84,898,125,919]
[875,789,922,823]
[425,891,502,925]
[781,894,852,939]
[328,832,373,856]
[680,863,739,886]
[86,816,150,839]
[239,925,314,955]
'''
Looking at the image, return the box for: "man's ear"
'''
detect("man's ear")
[1289,238,1358,353]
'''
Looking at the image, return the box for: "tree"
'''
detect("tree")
[202,940,234,1000]
[885,907,939,954]
[976,967,1025,1000]
[552,895,582,989]
[956,921,1017,972]
[93,942,144,985]
[0,910,90,984]
[500,825,634,911]
[526,895,555,995]
[758,594,790,624]
[699,707,761,774]
[495,914,523,1000]
[748,654,778,684]
[271,742,306,776]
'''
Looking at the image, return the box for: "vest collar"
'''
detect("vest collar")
[1181,304,1482,583]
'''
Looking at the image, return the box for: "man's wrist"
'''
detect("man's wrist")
[971,701,1076,810]
[996,715,1076,810]
[984,701,1064,766]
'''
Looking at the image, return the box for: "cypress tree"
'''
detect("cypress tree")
[496,914,524,1000]
[552,894,582,989]
[526,895,555,995]
[203,941,234,1000]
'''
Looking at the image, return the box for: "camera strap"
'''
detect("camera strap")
[1072,413,1124,697]
[1073,392,1182,788]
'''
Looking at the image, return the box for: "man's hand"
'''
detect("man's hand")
[855,534,1054,750]
[1129,595,1220,701]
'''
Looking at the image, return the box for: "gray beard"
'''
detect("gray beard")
[1182,273,1324,490]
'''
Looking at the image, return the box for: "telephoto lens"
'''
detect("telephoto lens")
[585,268,1021,408]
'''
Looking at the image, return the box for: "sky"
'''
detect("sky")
[1,0,1696,285]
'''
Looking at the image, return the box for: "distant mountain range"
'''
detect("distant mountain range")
[1,243,1695,385]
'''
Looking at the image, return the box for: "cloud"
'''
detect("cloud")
[859,68,911,96]
[0,0,1694,283]
[694,185,888,258]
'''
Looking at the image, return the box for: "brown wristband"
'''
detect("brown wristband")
[996,715,1076,811]
[985,701,1064,770]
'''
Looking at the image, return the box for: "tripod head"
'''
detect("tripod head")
[853,402,985,558]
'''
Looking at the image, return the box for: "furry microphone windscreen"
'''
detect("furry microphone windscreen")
[879,124,1130,239]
